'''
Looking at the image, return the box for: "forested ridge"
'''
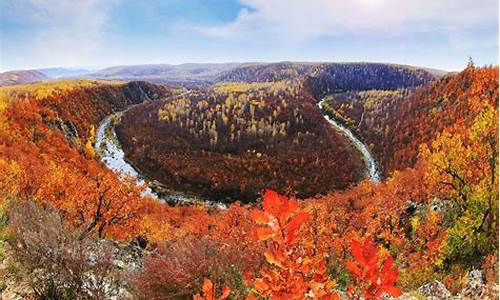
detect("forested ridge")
[117,81,363,202]
[321,63,498,176]
[215,62,437,92]
[0,63,497,299]
[116,63,438,202]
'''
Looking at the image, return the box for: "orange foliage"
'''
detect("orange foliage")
[246,190,339,299]
[193,278,231,300]
[0,81,173,241]
[1,65,497,298]
[345,238,401,299]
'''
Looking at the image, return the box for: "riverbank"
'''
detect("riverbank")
[318,97,381,182]
[94,95,381,206]
[94,106,208,205]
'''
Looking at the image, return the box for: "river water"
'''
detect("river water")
[95,111,159,198]
[94,96,380,205]
[318,98,381,182]
[94,109,201,204]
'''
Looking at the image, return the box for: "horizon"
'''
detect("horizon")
[1,0,498,72]
[0,59,486,74]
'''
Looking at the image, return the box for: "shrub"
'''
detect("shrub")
[5,200,123,300]
[129,235,263,299]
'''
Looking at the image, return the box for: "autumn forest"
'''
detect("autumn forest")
[0,60,497,300]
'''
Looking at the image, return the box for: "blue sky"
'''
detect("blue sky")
[1,0,498,72]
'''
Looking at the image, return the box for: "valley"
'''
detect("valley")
[2,1,497,298]
[110,63,435,202]
[94,89,382,205]
[0,62,497,299]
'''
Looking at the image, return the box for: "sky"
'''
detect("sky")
[0,0,498,72]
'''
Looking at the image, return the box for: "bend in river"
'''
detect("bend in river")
[318,98,381,182]
[94,107,204,204]
[95,96,380,205]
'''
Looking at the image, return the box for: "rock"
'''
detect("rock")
[391,292,421,299]
[418,280,454,299]
[458,270,485,299]
[47,118,79,145]
[389,270,497,300]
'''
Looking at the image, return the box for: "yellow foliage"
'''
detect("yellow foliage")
[0,158,21,202]
[410,215,420,233]
[421,99,498,265]
[0,79,122,113]
[212,80,300,95]
[84,125,96,159]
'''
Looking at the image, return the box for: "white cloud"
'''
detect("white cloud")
[4,0,118,68]
[200,0,498,39]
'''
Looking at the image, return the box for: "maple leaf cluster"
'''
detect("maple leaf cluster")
[246,190,337,299]
[196,190,402,300]
[345,238,401,299]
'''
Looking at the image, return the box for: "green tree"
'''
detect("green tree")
[421,102,498,266]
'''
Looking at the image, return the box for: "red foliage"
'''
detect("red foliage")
[246,190,339,300]
[193,278,231,300]
[346,238,401,299]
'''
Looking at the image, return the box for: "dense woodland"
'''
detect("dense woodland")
[215,62,437,93]
[117,81,362,202]
[303,63,437,97]
[0,63,497,299]
[321,63,499,177]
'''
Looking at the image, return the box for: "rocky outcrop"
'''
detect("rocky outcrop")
[406,270,498,300]
[418,280,454,299]
[459,270,486,299]
[47,118,79,145]
[383,270,498,299]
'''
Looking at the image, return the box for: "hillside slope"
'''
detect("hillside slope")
[0,65,497,299]
[116,82,363,202]
[321,65,498,176]
[0,70,50,87]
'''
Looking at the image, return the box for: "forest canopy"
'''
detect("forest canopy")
[0,63,497,299]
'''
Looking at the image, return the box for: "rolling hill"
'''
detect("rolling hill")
[0,63,496,300]
[88,63,244,82]
[0,70,50,87]
[83,62,445,87]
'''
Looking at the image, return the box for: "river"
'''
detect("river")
[318,98,381,182]
[94,95,380,205]
[94,105,204,204]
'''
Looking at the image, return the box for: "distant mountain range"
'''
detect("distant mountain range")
[0,62,448,87]
[37,67,97,79]
[0,70,50,87]
[91,63,243,80]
